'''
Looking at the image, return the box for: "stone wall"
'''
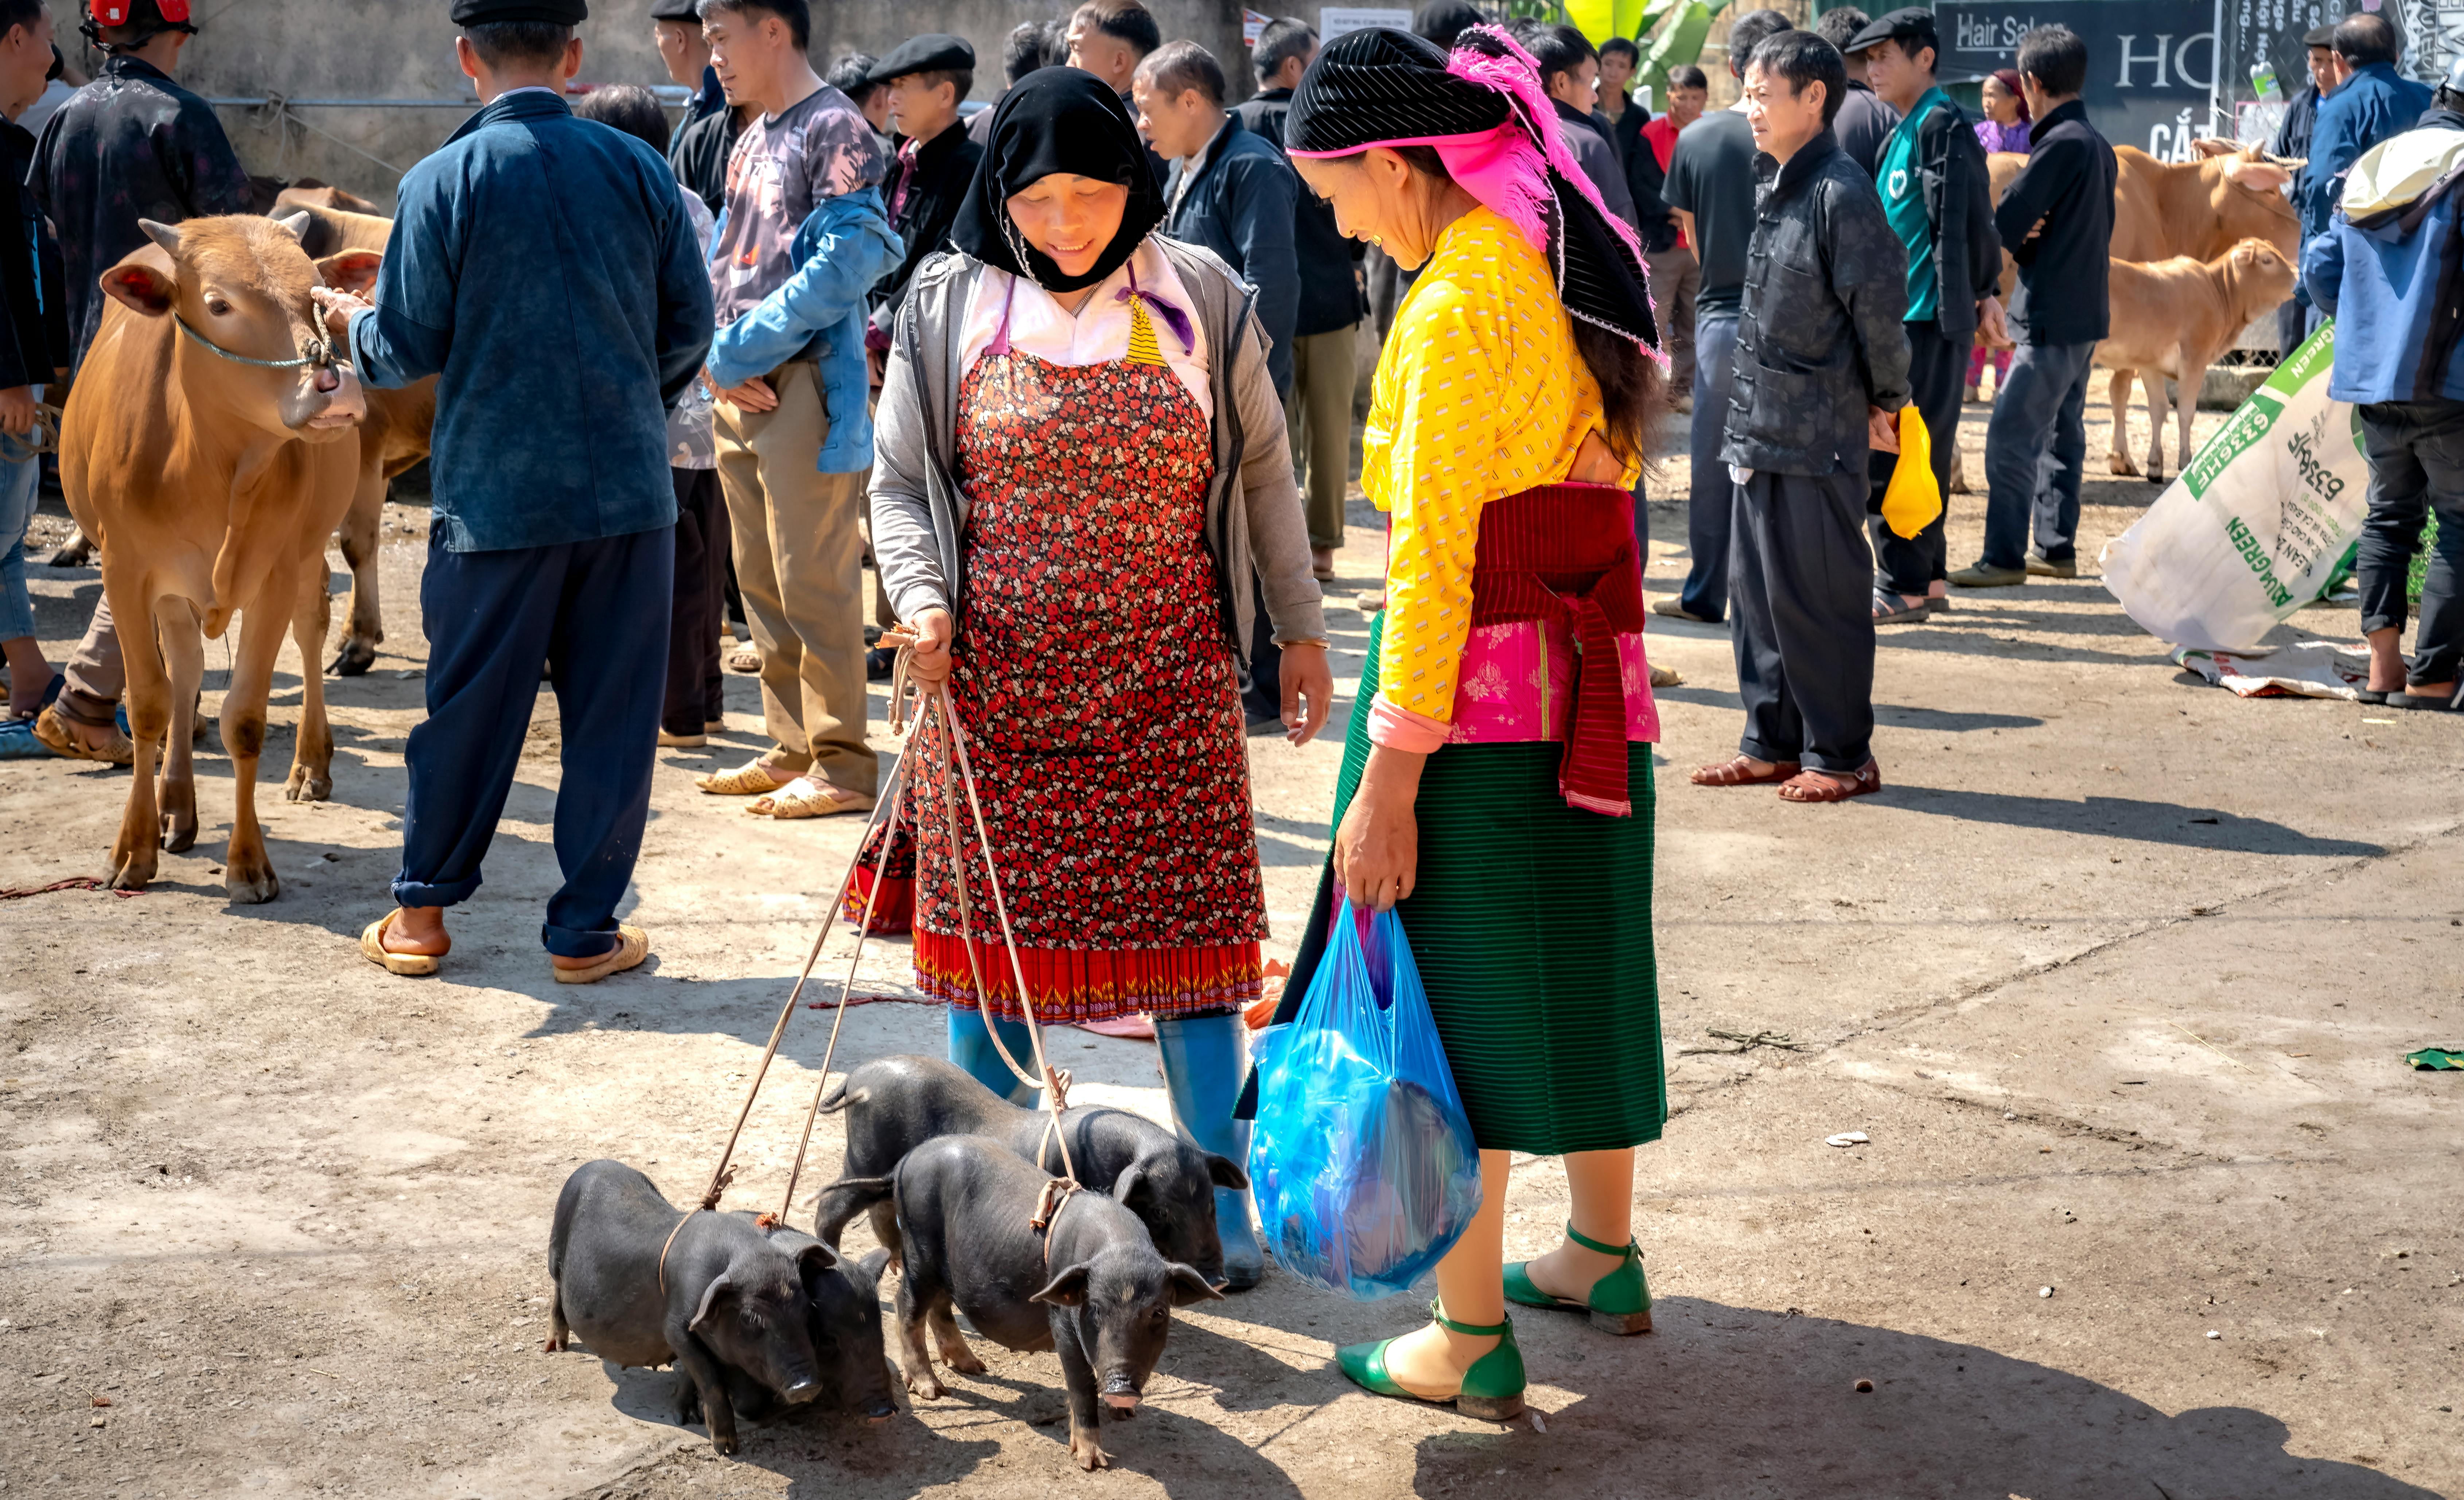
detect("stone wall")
[37,0,1254,214]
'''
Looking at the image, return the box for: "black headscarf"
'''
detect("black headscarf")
[1284,26,1659,354]
[949,67,1164,294]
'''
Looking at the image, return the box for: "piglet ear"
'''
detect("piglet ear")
[101,262,177,317]
[1201,1151,1249,1191]
[1166,1263,1226,1307]
[796,1240,843,1286]
[1029,1264,1091,1307]
[1110,1164,1151,1209]
[689,1273,734,1333]
[316,249,383,296]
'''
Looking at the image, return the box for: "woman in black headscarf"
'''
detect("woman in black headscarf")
[1246,24,1670,1421]
[861,69,1331,1302]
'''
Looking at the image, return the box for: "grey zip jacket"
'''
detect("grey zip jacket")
[868,237,1327,665]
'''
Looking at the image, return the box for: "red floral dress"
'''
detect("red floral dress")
[849,291,1266,1021]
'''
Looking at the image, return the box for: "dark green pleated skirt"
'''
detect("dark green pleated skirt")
[1272,616,1667,1156]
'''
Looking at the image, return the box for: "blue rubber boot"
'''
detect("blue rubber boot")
[1152,1011,1266,1290]
[946,1007,1039,1105]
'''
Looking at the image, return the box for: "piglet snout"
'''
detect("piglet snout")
[781,1376,823,1405]
[1101,1375,1141,1410]
[865,1399,896,1423]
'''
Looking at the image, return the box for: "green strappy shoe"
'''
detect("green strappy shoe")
[1335,1300,1526,1422]
[1503,1222,1653,1334]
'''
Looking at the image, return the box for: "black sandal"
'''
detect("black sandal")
[1872,591,1928,624]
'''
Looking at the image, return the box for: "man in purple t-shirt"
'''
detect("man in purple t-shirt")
[694,0,891,818]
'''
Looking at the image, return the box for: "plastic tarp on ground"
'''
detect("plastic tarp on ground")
[2102,326,2371,653]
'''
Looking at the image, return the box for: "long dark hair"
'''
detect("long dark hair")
[1391,144,1664,466]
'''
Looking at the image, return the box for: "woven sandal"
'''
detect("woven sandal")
[726,645,761,674]
[1690,755,1799,787]
[747,777,871,819]
[359,910,442,977]
[553,925,649,985]
[694,759,793,797]
[31,704,133,766]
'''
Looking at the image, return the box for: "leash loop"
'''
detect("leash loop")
[174,313,338,371]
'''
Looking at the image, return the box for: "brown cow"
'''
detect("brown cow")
[274,183,384,216]
[284,200,437,676]
[2094,238,2297,483]
[62,214,381,901]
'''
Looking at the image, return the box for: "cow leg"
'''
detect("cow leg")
[2144,373,2170,483]
[2171,366,2202,487]
[288,550,336,803]
[218,595,291,905]
[328,466,385,677]
[2107,369,2140,476]
[108,578,167,893]
[155,598,205,855]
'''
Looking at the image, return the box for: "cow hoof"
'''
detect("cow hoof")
[285,768,333,803]
[2109,458,2138,477]
[226,869,280,905]
[43,537,93,568]
[162,817,198,854]
[328,640,377,677]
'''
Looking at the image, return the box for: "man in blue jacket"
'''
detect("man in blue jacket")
[2303,63,2464,711]
[322,0,715,981]
[2299,13,2431,337]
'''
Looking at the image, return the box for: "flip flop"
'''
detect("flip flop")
[360,910,442,976]
[1778,759,1883,803]
[1690,755,1801,787]
[553,924,649,985]
[2395,689,2462,712]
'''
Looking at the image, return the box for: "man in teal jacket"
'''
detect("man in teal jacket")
[324,0,714,982]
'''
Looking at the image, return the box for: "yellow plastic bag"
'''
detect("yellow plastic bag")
[1880,406,1941,540]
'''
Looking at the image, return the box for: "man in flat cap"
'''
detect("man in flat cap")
[2271,23,2341,349]
[654,0,737,213]
[864,35,982,366]
[320,0,716,982]
[1844,6,2000,623]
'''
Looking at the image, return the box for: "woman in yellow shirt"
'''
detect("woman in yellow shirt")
[1254,24,1671,1421]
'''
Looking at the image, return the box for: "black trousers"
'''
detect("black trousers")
[393,525,672,957]
[1730,465,1876,772]
[2355,399,2464,689]
[1867,318,1970,597]
[663,466,725,736]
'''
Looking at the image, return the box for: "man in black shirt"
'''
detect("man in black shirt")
[661,0,743,213]
[865,35,982,355]
[1953,26,2115,587]
[1659,6,1793,625]
[1234,17,1363,580]
[1817,6,1900,176]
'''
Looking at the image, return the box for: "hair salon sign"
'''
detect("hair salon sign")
[1936,1,2222,161]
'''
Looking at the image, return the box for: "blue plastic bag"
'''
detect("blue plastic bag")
[1246,906,1482,1299]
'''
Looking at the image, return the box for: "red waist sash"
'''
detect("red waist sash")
[1467,483,1647,816]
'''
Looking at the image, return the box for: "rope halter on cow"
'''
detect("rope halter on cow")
[172,314,340,372]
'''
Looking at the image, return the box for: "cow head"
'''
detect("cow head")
[98,214,377,442]
[2220,237,2299,318]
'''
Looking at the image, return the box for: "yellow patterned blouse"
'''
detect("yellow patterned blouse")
[1362,204,1640,736]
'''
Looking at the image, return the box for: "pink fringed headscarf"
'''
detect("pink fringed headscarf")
[1286,24,1659,356]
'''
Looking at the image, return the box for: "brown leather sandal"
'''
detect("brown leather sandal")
[1777,760,1883,803]
[1690,755,1801,787]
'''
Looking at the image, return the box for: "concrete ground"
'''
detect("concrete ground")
[2,391,2459,1500]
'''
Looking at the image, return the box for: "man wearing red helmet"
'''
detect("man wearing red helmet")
[24,0,254,765]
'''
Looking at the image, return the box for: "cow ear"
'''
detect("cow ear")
[1200,1151,1249,1192]
[1029,1264,1091,1307]
[137,218,182,257]
[688,1273,734,1333]
[317,249,383,296]
[276,211,311,242]
[1166,1263,1226,1306]
[101,262,177,317]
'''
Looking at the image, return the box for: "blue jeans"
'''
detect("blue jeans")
[393,525,673,957]
[0,453,39,643]
[2355,399,2464,688]
[1981,339,2096,569]
[1678,310,1741,619]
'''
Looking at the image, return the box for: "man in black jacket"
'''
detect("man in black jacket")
[1698,30,1907,805]
[656,0,736,214]
[2271,24,2339,350]
[1846,8,2000,621]
[865,36,983,358]
[1234,17,1363,580]
[1953,26,2114,587]
[1817,6,1900,175]
[0,0,66,738]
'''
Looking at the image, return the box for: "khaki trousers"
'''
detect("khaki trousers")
[1287,324,1357,551]
[714,360,876,795]
[1645,245,1701,392]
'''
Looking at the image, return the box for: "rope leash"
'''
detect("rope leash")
[174,314,339,372]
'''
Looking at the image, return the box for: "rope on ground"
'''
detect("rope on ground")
[0,876,141,901]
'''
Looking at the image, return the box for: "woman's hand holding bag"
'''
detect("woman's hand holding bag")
[1334,745,1423,911]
